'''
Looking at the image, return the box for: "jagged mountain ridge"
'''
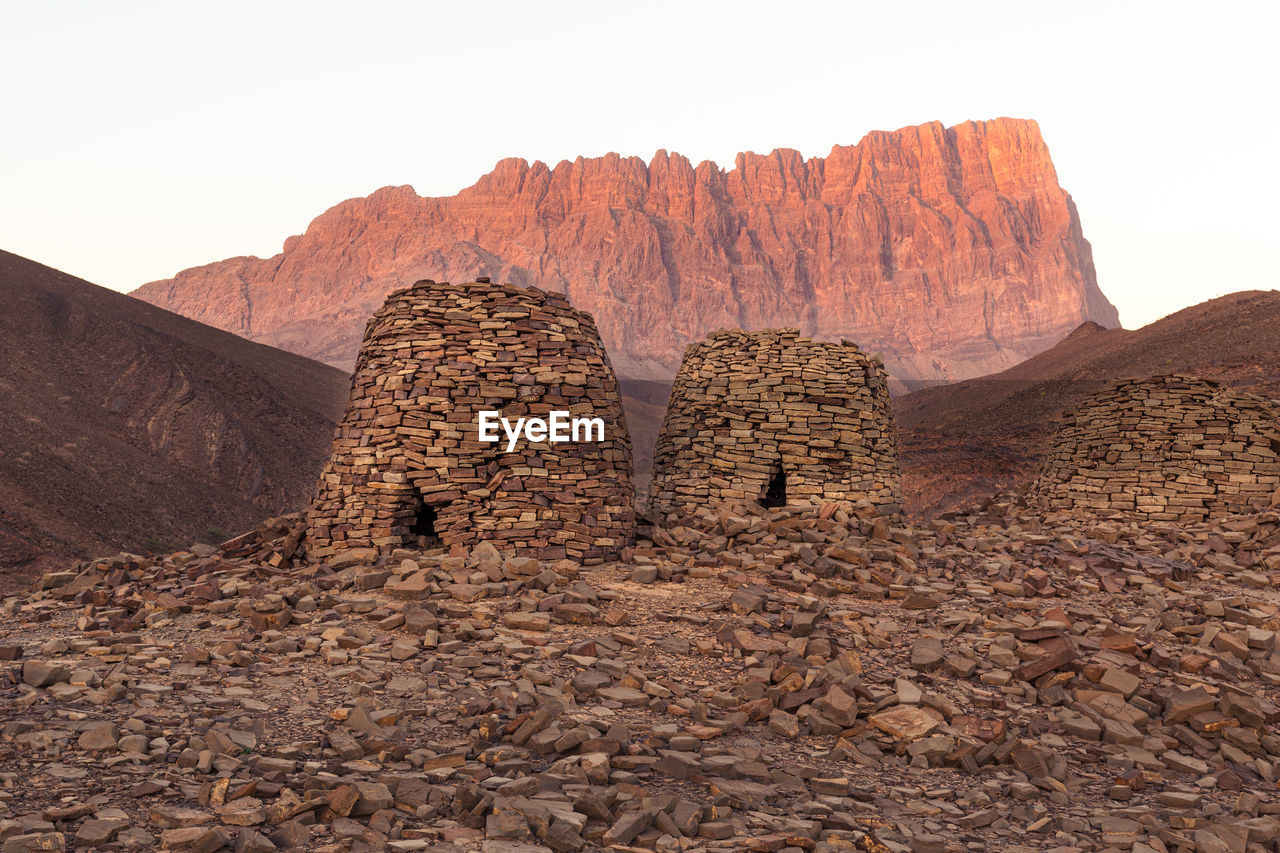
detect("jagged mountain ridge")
[134,117,1119,382]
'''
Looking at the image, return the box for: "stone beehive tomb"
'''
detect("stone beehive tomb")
[305,279,635,562]
[1031,375,1280,521]
[649,328,901,519]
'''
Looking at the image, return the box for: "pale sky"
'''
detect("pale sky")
[2,1,1277,330]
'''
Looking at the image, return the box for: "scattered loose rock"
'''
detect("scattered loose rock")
[2,489,1279,851]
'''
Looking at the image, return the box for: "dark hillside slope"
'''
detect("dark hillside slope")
[0,250,349,587]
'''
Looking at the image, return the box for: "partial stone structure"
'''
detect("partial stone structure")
[1031,375,1280,521]
[649,328,900,519]
[305,279,634,562]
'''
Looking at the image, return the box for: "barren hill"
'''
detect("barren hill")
[133,118,1118,383]
[897,290,1280,515]
[0,250,349,584]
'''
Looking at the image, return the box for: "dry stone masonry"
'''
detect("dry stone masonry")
[649,328,901,519]
[1032,375,1280,521]
[305,279,634,562]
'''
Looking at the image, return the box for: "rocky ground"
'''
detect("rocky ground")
[2,497,1279,853]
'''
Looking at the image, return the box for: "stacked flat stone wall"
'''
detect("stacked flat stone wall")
[305,280,634,562]
[649,328,901,519]
[1031,375,1280,521]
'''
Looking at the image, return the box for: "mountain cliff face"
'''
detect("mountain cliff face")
[0,250,348,584]
[134,118,1119,381]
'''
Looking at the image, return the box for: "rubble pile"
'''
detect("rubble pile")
[650,329,900,520]
[3,490,1279,852]
[306,280,635,563]
[1031,376,1280,523]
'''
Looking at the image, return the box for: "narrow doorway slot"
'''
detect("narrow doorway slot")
[760,465,787,508]
[411,501,439,544]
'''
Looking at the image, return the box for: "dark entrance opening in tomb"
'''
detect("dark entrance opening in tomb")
[411,501,439,545]
[760,465,787,508]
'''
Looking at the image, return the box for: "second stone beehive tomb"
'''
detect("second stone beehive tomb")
[649,328,901,519]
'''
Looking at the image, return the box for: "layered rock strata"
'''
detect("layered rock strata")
[134,118,1120,382]
[305,280,634,561]
[649,328,900,519]
[1031,376,1280,521]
